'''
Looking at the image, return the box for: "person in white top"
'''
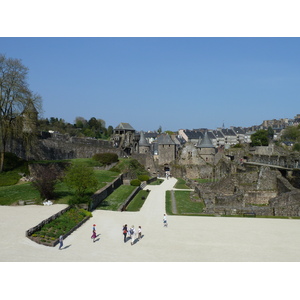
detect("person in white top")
[163,214,168,227]
[130,225,136,245]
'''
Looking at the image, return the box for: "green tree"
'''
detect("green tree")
[281,126,300,142]
[267,126,274,140]
[0,54,42,172]
[251,129,269,146]
[64,164,98,200]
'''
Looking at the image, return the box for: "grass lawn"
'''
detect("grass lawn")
[97,185,136,211]
[175,191,204,214]
[0,182,40,205]
[165,191,172,215]
[174,178,190,189]
[126,190,150,211]
[0,168,120,206]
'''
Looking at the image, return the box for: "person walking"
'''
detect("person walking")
[122,224,128,243]
[130,225,136,245]
[58,235,63,250]
[163,214,168,227]
[91,229,97,242]
[138,226,142,240]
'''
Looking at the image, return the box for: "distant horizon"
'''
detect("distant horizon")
[38,111,299,133]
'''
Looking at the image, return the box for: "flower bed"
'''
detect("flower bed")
[27,207,92,247]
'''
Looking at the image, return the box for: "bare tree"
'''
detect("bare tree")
[0,54,42,171]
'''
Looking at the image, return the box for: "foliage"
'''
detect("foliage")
[232,143,242,148]
[293,143,300,152]
[32,208,92,242]
[137,175,150,182]
[130,179,141,186]
[0,157,119,205]
[0,54,42,172]
[92,153,119,165]
[38,116,113,139]
[64,164,98,199]
[251,129,269,146]
[267,126,274,139]
[31,164,62,199]
[114,158,149,178]
[0,171,21,186]
[3,152,28,173]
[281,126,300,143]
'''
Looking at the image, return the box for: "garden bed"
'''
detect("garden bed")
[27,207,92,247]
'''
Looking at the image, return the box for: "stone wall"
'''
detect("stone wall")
[9,134,120,161]
[89,174,123,211]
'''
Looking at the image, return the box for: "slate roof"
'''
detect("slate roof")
[232,127,246,134]
[184,129,203,140]
[144,132,158,139]
[196,131,214,148]
[157,134,176,145]
[221,129,236,136]
[212,130,224,138]
[114,122,135,131]
[139,131,150,146]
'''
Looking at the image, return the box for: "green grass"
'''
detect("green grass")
[31,208,92,244]
[0,182,40,205]
[149,179,164,185]
[97,185,136,210]
[166,191,172,215]
[0,171,22,186]
[126,190,150,211]
[173,190,204,214]
[0,163,120,205]
[174,178,190,189]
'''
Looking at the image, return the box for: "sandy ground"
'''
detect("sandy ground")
[1,177,300,262]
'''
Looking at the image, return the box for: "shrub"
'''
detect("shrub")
[130,179,141,186]
[138,175,150,182]
[92,153,119,165]
[293,143,300,152]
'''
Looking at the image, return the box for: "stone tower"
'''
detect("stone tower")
[22,100,38,133]
[139,131,150,154]
[112,122,139,156]
[196,131,216,163]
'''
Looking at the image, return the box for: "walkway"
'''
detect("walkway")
[1,177,300,262]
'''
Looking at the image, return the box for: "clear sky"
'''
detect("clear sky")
[1,37,300,132]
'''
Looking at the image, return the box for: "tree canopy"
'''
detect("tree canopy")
[251,129,269,146]
[0,54,42,172]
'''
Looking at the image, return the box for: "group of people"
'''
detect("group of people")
[59,215,168,250]
[122,224,142,245]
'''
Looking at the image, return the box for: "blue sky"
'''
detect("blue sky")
[1,37,300,132]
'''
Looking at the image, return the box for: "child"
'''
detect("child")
[91,229,97,242]
[138,226,142,239]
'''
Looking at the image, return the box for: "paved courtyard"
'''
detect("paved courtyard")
[1,177,300,262]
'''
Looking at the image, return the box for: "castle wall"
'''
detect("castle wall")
[158,144,176,165]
